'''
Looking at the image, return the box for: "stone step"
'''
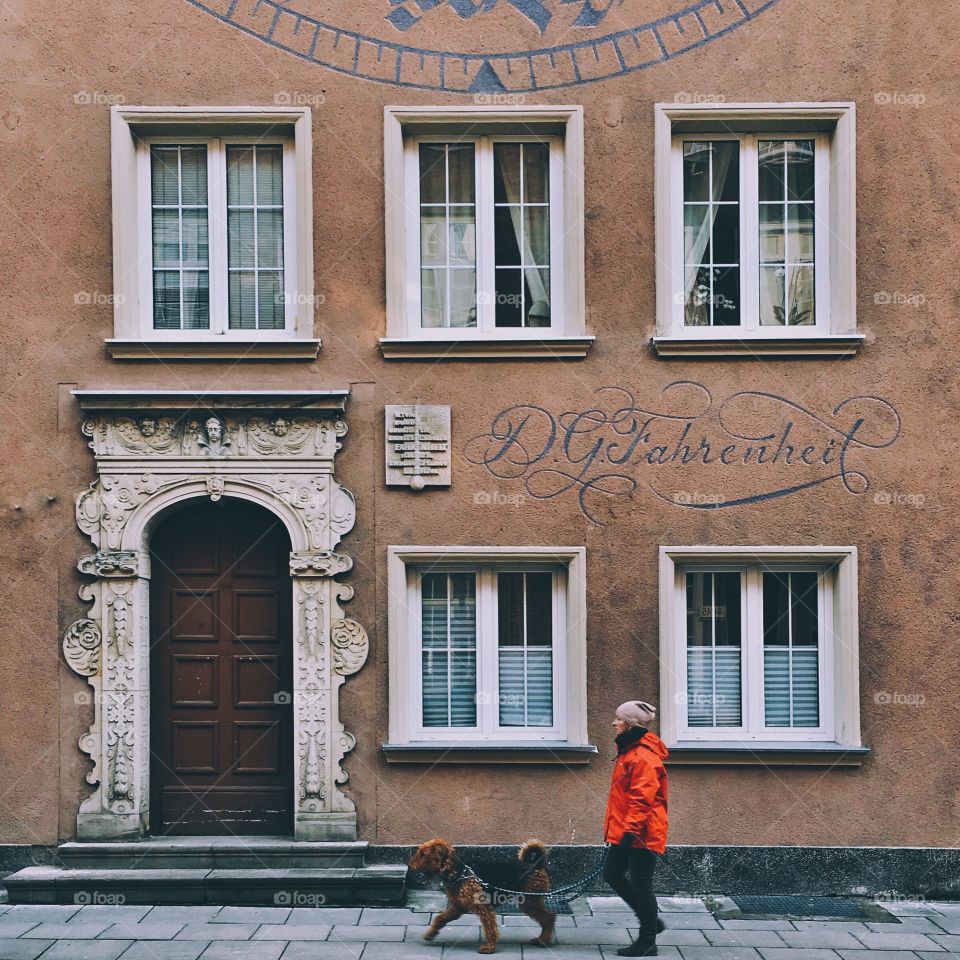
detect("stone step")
[4,864,407,906]
[58,837,369,869]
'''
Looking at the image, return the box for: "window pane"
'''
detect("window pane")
[759,203,785,263]
[758,141,786,202]
[685,571,742,727]
[494,143,551,328]
[760,265,786,326]
[683,141,740,327]
[151,145,209,331]
[227,145,286,330]
[788,204,815,263]
[419,143,476,328]
[763,571,820,728]
[421,572,477,728]
[787,140,815,202]
[523,142,549,203]
[497,571,554,728]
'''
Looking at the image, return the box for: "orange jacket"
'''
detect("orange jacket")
[603,730,669,854]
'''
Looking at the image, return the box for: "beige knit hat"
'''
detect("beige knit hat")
[615,700,657,727]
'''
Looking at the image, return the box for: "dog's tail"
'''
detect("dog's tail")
[518,838,549,868]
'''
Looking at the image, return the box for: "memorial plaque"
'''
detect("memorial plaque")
[385,405,451,489]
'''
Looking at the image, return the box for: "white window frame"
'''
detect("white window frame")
[659,546,862,751]
[387,546,588,747]
[109,106,318,360]
[653,103,863,358]
[403,133,564,338]
[382,106,593,359]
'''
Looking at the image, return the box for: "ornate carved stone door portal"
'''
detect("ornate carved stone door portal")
[63,390,368,841]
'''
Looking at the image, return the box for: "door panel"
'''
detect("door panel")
[150,499,293,836]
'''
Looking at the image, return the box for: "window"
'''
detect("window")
[382,107,592,359]
[654,104,862,358]
[148,140,290,333]
[385,547,591,758]
[658,547,865,760]
[109,106,318,359]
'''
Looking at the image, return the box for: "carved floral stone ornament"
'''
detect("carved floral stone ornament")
[182,0,785,92]
[67,390,365,841]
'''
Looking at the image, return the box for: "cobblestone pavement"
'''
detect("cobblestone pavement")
[0,896,957,959]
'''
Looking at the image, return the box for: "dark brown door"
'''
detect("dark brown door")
[150,499,293,836]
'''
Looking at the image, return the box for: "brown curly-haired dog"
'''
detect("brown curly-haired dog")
[409,838,556,954]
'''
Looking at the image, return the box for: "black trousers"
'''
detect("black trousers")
[602,844,659,936]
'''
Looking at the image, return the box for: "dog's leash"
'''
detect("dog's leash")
[448,844,612,908]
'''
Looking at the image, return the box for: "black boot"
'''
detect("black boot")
[617,934,658,957]
[657,917,666,933]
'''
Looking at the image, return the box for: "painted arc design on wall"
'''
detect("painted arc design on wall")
[183,0,785,92]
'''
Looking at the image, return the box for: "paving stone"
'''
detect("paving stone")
[777,931,865,950]
[720,920,796,930]
[174,923,258,940]
[0,940,54,960]
[359,908,431,925]
[22,921,113,939]
[432,914,481,927]
[502,913,575,926]
[0,909,9,917]
[658,898,710,914]
[254,923,333,941]
[147,907,224,923]
[839,953,927,960]
[658,913,721,930]
[40,942,133,960]
[883,902,944,916]
[929,916,960,934]
[279,945,365,959]
[865,918,943,934]
[441,942,522,957]
[587,897,633,913]
[360,944,451,959]
[676,948,762,960]
[286,908,361,925]
[122,945,208,960]
[98,920,186,939]
[554,925,632,945]
[412,925,479,943]
[199,943,287,960]
[790,923,869,934]
[0,923,39,939]
[74,906,153,923]
[658,929,710,946]
[213,907,292,924]
[577,914,642,926]
[327,924,406,941]
[705,930,788,947]
[929,934,960,950]
[5,905,82,922]
[757,950,842,960]
[853,931,942,950]
[601,948,682,959]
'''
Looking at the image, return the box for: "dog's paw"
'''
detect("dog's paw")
[528,936,551,948]
[422,930,438,941]
[478,947,497,955]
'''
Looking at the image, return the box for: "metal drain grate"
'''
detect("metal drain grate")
[728,896,889,921]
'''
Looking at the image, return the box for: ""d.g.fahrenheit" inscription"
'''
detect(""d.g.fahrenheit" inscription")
[385,405,451,490]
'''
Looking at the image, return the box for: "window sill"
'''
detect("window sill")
[381,742,599,764]
[379,336,595,360]
[105,338,322,361]
[651,334,864,359]
[664,742,870,767]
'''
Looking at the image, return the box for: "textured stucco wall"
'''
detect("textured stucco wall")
[0,0,958,849]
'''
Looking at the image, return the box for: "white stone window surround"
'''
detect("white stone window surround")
[108,106,319,360]
[381,106,594,360]
[658,546,867,767]
[653,103,863,359]
[383,546,596,763]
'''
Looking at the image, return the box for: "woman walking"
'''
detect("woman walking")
[602,700,669,957]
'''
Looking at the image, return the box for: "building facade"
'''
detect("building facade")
[1,0,957,885]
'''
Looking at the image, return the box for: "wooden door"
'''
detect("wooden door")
[150,499,293,836]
